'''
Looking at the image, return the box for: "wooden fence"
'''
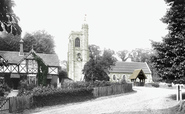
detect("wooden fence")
[93,83,132,97]
[0,98,9,112]
[9,95,32,113]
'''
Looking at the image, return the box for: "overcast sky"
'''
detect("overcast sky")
[13,0,168,61]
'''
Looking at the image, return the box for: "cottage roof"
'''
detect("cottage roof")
[0,50,60,66]
[129,69,147,79]
[109,61,151,74]
[0,51,23,63]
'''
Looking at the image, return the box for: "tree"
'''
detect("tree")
[23,30,55,54]
[101,49,117,70]
[129,48,152,62]
[151,0,185,83]
[165,0,185,6]
[58,66,68,82]
[0,30,55,54]
[83,45,117,82]
[117,50,128,61]
[0,32,21,51]
[0,0,22,35]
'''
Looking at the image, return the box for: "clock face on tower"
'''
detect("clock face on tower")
[77,53,82,62]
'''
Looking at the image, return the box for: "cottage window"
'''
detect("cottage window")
[75,38,80,47]
[28,60,38,73]
[28,74,37,84]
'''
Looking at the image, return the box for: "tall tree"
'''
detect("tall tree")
[0,30,55,54]
[0,0,22,35]
[151,0,185,82]
[0,33,21,51]
[117,50,128,61]
[23,30,55,54]
[101,49,117,69]
[83,45,117,82]
[129,48,151,62]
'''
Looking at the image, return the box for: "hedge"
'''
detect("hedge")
[31,87,94,108]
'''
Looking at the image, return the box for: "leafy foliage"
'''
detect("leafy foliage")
[18,79,36,95]
[23,30,55,54]
[32,53,48,86]
[164,0,185,6]
[151,1,185,82]
[129,48,152,62]
[0,30,55,54]
[18,86,94,108]
[0,33,21,51]
[58,66,68,82]
[0,0,22,35]
[83,45,117,82]
[117,50,128,61]
[0,82,10,96]
[17,81,132,108]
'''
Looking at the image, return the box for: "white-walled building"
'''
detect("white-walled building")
[109,61,153,83]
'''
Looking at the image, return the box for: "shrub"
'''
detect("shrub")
[151,82,159,88]
[0,88,4,96]
[27,83,37,90]
[173,79,185,84]
[18,80,36,96]
[61,81,90,89]
[61,81,126,89]
[30,86,94,108]
[52,82,57,88]
[120,79,127,84]
[89,81,112,87]
[0,83,11,96]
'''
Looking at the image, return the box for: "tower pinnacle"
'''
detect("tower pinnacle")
[84,14,87,24]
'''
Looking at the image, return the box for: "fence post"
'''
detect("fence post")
[177,84,182,101]
[9,97,12,113]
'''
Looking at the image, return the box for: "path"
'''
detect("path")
[6,90,18,98]
[30,87,180,114]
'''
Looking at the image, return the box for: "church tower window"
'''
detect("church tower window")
[75,38,80,47]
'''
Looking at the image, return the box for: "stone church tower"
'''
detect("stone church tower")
[67,16,89,81]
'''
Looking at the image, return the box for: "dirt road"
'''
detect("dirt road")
[31,87,180,114]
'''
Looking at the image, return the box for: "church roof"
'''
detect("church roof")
[0,50,59,66]
[109,61,151,74]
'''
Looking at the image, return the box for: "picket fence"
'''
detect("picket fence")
[0,83,132,113]
[9,95,32,113]
[0,98,9,112]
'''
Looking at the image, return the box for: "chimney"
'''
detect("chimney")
[19,39,24,56]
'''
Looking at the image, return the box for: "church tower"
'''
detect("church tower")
[67,15,89,81]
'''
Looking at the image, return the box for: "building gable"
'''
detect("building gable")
[0,50,59,75]
[129,69,147,80]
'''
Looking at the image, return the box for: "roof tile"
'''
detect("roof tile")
[109,61,151,74]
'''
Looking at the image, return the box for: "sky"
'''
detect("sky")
[13,0,169,61]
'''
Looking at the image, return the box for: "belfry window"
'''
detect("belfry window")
[75,38,80,47]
